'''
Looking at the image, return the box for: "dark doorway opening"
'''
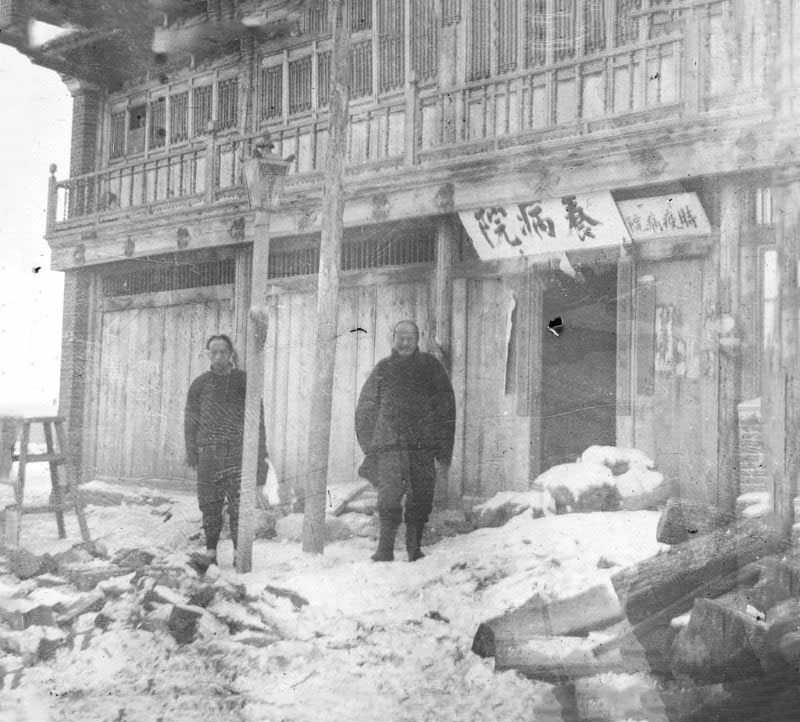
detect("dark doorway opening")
[541,264,618,470]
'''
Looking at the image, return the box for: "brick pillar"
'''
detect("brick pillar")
[0,0,27,31]
[58,270,92,487]
[68,83,101,177]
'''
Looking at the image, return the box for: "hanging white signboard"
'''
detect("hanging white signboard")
[616,193,711,240]
[458,191,631,261]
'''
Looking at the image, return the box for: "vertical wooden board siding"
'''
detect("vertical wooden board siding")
[160,304,184,480]
[122,307,143,478]
[328,287,360,486]
[638,259,709,503]
[739,245,760,400]
[528,273,543,480]
[282,293,304,490]
[701,254,721,506]
[139,306,164,478]
[478,279,516,497]
[462,279,483,497]
[263,295,282,494]
[95,312,118,477]
[450,277,468,504]
[295,292,316,490]
[636,278,656,396]
[354,284,378,475]
[273,295,294,497]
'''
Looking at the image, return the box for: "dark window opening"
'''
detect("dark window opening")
[102,257,235,297]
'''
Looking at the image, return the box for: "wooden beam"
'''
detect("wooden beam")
[302,0,350,555]
[432,215,456,368]
[716,179,747,512]
[767,166,800,538]
[235,153,291,573]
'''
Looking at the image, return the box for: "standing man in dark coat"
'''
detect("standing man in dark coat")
[355,320,456,562]
[185,334,268,565]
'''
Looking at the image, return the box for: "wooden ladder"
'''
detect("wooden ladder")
[3,416,90,545]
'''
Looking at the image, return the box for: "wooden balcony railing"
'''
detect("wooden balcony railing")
[48,0,780,231]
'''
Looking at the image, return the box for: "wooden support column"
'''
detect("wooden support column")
[432,216,456,369]
[302,0,350,555]
[716,180,746,512]
[58,268,93,490]
[235,154,291,573]
[432,215,456,508]
[765,167,800,538]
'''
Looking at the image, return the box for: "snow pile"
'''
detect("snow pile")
[469,488,557,528]
[536,446,669,514]
[0,479,665,722]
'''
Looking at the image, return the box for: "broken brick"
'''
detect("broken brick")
[112,548,155,570]
[0,599,55,630]
[94,612,113,631]
[54,591,105,625]
[64,563,131,592]
[168,604,204,644]
[143,585,187,608]
[139,605,172,634]
[34,574,69,588]
[187,585,216,608]
[8,549,45,580]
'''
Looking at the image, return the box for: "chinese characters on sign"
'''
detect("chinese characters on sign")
[460,191,631,261]
[617,193,711,240]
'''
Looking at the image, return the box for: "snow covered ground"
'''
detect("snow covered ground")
[0,470,665,722]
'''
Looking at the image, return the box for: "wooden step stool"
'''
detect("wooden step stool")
[0,416,90,546]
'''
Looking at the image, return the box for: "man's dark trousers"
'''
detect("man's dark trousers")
[375,450,436,560]
[197,443,242,551]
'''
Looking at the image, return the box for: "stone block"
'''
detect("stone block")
[0,599,55,630]
[167,604,204,644]
[7,549,44,580]
[112,548,155,570]
[187,585,216,608]
[54,591,105,625]
[65,563,133,592]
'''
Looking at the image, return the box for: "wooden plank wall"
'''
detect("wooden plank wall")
[93,289,234,481]
[263,274,432,502]
[451,272,531,502]
[633,258,716,503]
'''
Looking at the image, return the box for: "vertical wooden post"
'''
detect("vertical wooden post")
[302,0,351,555]
[716,180,748,511]
[235,154,291,573]
[716,180,746,512]
[433,216,455,368]
[765,167,800,538]
[46,164,58,234]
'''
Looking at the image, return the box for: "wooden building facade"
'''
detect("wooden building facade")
[3,0,798,514]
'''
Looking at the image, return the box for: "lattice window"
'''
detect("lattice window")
[217,78,239,130]
[615,0,642,46]
[102,257,235,297]
[525,0,548,67]
[755,186,773,226]
[342,233,435,270]
[170,92,189,143]
[304,0,329,33]
[268,232,435,279]
[648,0,676,39]
[554,0,577,61]
[469,0,491,80]
[497,0,518,74]
[350,40,373,98]
[378,0,404,92]
[110,111,126,159]
[349,0,372,30]
[289,58,312,114]
[192,85,213,135]
[411,0,438,81]
[259,65,283,119]
[149,98,167,149]
[268,246,320,279]
[584,0,606,54]
[318,51,331,107]
[442,0,462,25]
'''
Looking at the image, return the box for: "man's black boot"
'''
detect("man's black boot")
[371,517,398,562]
[406,522,426,562]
